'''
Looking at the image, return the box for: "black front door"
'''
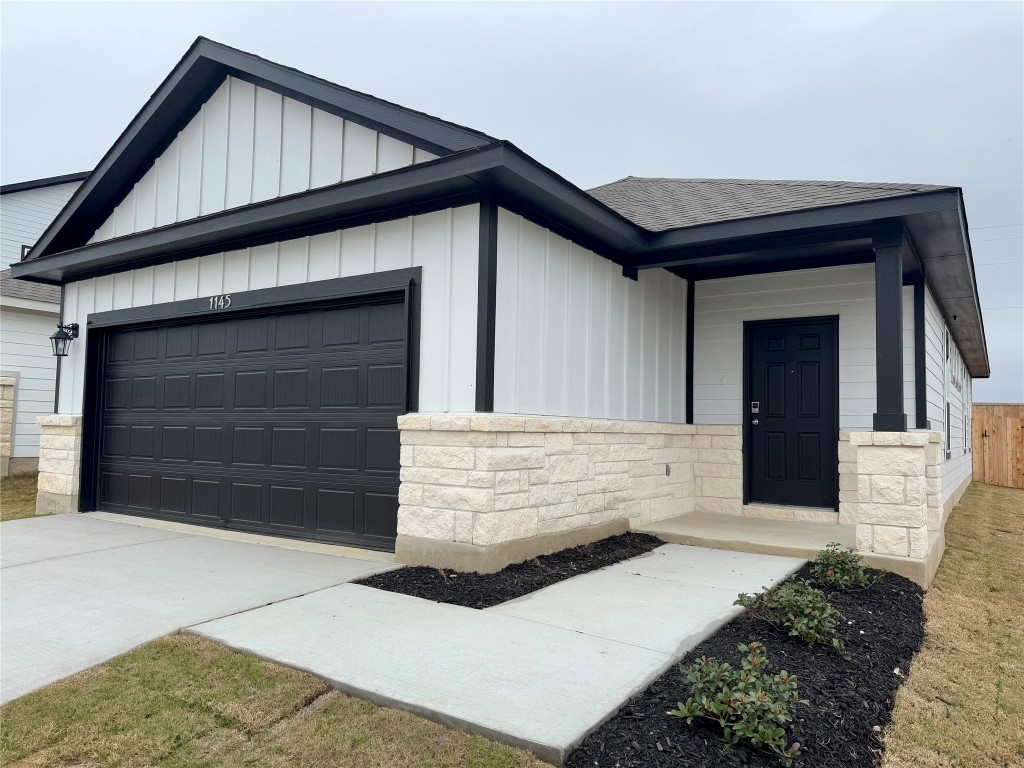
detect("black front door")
[745,317,838,509]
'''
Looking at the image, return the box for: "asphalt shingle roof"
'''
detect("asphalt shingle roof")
[586,176,951,232]
[1,269,61,304]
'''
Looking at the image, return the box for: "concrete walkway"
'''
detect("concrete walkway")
[0,515,395,704]
[194,544,803,764]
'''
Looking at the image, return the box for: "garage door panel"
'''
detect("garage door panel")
[230,482,263,523]
[96,297,405,550]
[160,477,187,513]
[364,492,399,539]
[268,485,305,528]
[323,306,361,347]
[316,488,356,533]
[129,425,156,459]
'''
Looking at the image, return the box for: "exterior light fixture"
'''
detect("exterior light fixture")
[49,323,79,357]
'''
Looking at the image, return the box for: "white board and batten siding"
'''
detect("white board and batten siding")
[60,205,480,415]
[1,309,58,457]
[1,181,82,268]
[923,285,973,502]
[692,264,915,430]
[88,76,438,244]
[493,208,687,423]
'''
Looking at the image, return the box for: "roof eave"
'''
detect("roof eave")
[0,172,90,196]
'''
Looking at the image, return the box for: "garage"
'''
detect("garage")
[87,291,409,551]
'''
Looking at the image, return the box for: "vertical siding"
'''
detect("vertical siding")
[59,205,479,415]
[0,181,82,268]
[0,308,59,456]
[493,208,687,422]
[692,265,915,430]
[925,284,972,463]
[88,77,438,245]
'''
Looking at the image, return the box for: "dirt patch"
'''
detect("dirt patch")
[355,532,663,609]
[566,563,925,768]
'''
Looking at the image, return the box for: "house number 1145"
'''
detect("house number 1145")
[208,294,232,310]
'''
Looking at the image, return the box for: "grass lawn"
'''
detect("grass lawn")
[884,482,1024,767]
[0,472,40,521]
[0,634,546,768]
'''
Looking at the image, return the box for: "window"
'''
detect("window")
[946,402,952,460]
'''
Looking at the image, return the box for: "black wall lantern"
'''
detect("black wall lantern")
[50,323,79,357]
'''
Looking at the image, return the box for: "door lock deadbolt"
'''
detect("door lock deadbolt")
[750,401,760,414]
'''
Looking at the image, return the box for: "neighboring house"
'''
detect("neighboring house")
[13,38,984,585]
[0,173,88,476]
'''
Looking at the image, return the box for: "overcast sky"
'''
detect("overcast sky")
[2,1,1021,402]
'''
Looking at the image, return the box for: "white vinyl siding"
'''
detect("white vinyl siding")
[61,205,479,414]
[692,264,915,430]
[924,284,972,465]
[493,208,687,422]
[0,307,59,456]
[88,77,438,244]
[0,182,82,268]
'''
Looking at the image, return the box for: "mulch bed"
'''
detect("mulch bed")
[566,564,925,768]
[355,532,663,609]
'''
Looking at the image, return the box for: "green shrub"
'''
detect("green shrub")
[670,641,806,766]
[735,580,849,658]
[811,542,877,589]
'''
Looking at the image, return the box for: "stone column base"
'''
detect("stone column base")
[839,430,944,569]
[0,376,15,479]
[36,415,83,516]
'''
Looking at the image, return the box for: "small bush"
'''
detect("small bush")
[670,641,806,766]
[735,580,849,658]
[811,542,877,589]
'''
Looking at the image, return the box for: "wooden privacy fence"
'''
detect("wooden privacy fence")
[973,404,1024,489]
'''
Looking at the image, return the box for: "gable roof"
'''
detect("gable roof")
[588,177,952,232]
[25,36,496,260]
[1,172,89,196]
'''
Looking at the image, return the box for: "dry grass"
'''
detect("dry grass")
[0,634,546,768]
[884,482,1024,767]
[0,472,41,521]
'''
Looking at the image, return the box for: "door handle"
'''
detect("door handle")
[752,419,759,426]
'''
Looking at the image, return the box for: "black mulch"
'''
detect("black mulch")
[566,564,925,768]
[355,532,663,609]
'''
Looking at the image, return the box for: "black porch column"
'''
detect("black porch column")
[872,228,907,432]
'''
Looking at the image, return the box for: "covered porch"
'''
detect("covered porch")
[623,191,986,588]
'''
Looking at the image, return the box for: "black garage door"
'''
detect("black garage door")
[95,297,406,550]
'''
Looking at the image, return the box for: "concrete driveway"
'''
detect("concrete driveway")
[0,514,395,704]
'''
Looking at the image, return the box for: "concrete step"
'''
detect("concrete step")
[636,511,855,560]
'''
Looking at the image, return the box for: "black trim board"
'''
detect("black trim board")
[86,268,421,329]
[741,315,840,510]
[872,230,908,432]
[78,267,422,514]
[476,198,498,412]
[1,172,89,196]
[685,279,695,424]
[912,275,928,429]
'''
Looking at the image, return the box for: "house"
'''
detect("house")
[1,173,88,476]
[12,38,984,586]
